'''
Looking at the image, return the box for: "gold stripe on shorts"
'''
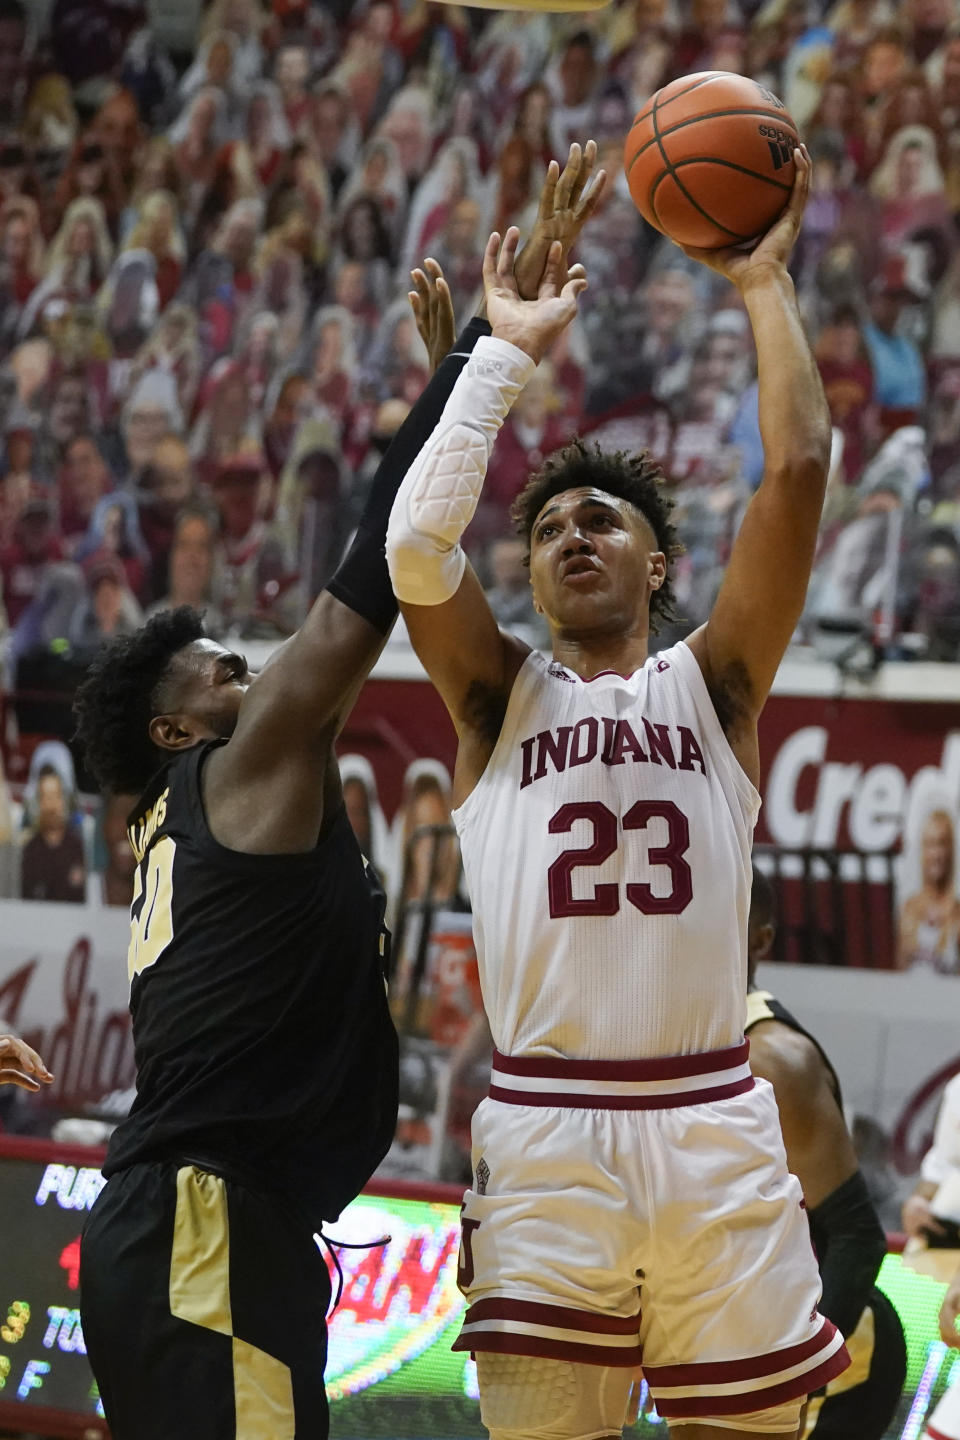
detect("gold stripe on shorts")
[169,1166,233,1334]
[234,1337,295,1440]
[169,1165,296,1438]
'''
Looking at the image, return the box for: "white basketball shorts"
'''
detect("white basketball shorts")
[451,1042,850,1425]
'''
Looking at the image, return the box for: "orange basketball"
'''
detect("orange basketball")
[624,71,800,250]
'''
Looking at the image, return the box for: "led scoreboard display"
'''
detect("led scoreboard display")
[0,1138,106,1435]
[0,1135,957,1440]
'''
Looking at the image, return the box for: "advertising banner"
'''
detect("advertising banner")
[0,902,133,1113]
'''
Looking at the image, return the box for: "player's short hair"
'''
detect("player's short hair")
[510,438,681,630]
[73,606,206,796]
[750,864,777,932]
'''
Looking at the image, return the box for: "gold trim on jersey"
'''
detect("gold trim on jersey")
[169,1166,295,1438]
[745,989,777,1032]
[129,835,177,982]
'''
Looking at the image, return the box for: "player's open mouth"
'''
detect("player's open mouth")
[561,561,601,583]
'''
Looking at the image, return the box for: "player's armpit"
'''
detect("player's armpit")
[400,564,529,801]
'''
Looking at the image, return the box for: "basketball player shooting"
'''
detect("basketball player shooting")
[70,144,605,1440]
[386,145,850,1439]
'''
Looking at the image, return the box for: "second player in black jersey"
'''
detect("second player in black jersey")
[746,866,907,1440]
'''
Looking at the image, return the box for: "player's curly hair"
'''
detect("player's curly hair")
[510,438,682,631]
[73,606,206,796]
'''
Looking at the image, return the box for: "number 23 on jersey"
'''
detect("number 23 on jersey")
[548,799,692,918]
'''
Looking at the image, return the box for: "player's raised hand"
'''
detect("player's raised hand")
[676,145,812,292]
[409,257,456,374]
[939,1267,960,1348]
[484,228,587,365]
[514,139,608,300]
[0,1033,53,1091]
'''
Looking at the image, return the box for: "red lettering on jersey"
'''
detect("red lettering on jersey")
[520,735,536,789]
[569,717,599,767]
[604,720,648,767]
[643,719,677,768]
[534,725,573,783]
[677,726,706,775]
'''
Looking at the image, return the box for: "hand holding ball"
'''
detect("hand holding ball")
[624,72,800,250]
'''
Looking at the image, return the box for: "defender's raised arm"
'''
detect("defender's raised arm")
[386,231,587,801]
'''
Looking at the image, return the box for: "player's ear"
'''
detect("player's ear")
[755,922,775,961]
[649,551,667,590]
[149,713,199,753]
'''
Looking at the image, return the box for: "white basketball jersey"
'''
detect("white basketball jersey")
[452,641,761,1061]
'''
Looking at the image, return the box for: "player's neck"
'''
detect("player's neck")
[550,632,650,681]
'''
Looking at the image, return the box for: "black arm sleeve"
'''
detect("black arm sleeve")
[808,1169,888,1338]
[326,315,493,633]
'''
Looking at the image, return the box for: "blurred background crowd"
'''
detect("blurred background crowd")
[0,0,958,904]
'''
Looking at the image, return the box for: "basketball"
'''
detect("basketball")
[624,72,800,250]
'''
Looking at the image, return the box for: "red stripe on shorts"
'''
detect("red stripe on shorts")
[461,1298,642,1335]
[925,1427,955,1440]
[488,1076,755,1111]
[651,1344,850,1420]
[491,1042,749,1081]
[451,1329,643,1367]
[643,1316,838,1386]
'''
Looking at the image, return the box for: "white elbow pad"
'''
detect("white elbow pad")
[387,335,535,606]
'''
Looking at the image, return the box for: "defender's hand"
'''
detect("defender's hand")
[514,140,607,300]
[677,145,812,293]
[939,1271,960,1348]
[483,229,587,365]
[409,258,456,374]
[0,1034,53,1091]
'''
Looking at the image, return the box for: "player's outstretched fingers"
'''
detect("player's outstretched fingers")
[561,267,588,304]
[496,226,521,282]
[787,146,811,220]
[536,159,561,222]
[568,138,597,209]
[576,167,608,224]
[481,230,502,294]
[554,142,581,212]
[537,239,564,298]
[410,266,431,314]
[409,267,434,341]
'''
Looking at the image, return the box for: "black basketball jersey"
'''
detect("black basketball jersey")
[744,989,844,1112]
[104,740,399,1227]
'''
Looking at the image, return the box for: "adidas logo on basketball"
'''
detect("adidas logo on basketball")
[758,124,794,170]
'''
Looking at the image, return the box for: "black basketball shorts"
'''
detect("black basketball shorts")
[80,1161,331,1440]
